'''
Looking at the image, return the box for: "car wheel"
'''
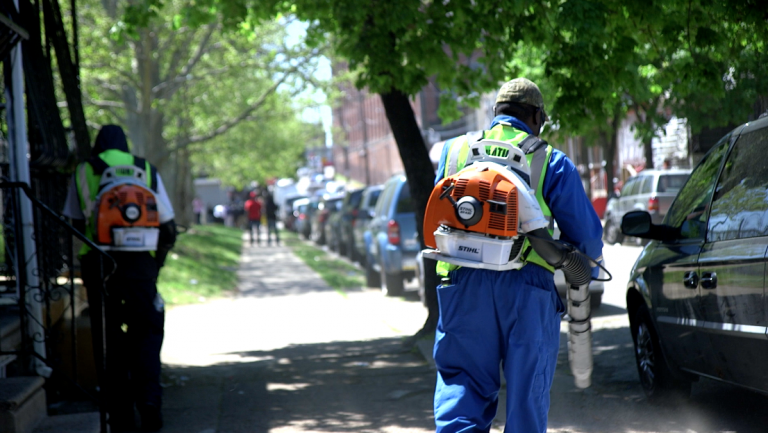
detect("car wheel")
[632,306,692,404]
[380,259,404,297]
[365,255,381,288]
[347,238,358,263]
[590,293,602,309]
[338,234,347,256]
[604,219,624,245]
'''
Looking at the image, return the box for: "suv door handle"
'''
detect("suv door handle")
[701,272,718,289]
[683,271,698,289]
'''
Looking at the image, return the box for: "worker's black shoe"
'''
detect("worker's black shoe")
[138,404,163,432]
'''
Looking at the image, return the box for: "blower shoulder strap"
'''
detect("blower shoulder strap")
[518,135,549,194]
[518,135,548,154]
[133,156,158,192]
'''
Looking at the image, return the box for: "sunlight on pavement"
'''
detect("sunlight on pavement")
[162,290,427,367]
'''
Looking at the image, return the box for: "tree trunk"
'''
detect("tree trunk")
[601,112,620,198]
[644,139,654,171]
[379,90,439,340]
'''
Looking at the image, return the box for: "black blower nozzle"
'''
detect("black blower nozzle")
[526,228,592,286]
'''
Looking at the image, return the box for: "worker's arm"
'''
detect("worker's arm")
[434,137,457,186]
[155,219,177,269]
[153,173,177,269]
[543,149,604,278]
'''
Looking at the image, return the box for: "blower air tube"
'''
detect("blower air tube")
[526,229,592,286]
[527,228,594,389]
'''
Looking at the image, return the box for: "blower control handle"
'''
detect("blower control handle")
[526,228,592,287]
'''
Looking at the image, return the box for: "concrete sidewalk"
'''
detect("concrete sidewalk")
[158,232,430,433]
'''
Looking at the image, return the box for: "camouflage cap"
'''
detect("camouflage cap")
[495,78,548,121]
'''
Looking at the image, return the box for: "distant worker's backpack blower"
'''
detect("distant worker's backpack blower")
[422,138,599,388]
[93,165,160,251]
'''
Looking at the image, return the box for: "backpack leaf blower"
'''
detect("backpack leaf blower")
[422,138,598,388]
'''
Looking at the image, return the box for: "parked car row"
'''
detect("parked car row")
[279,174,420,298]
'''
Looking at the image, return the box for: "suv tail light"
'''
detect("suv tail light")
[387,220,401,245]
[648,196,659,212]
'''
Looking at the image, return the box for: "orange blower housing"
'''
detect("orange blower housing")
[95,183,160,248]
[424,166,520,248]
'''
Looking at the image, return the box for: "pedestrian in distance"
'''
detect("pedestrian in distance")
[244,190,263,246]
[263,189,280,246]
[432,78,604,433]
[62,124,177,432]
[192,196,204,225]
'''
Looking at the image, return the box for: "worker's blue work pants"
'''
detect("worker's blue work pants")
[433,265,564,433]
[82,252,165,421]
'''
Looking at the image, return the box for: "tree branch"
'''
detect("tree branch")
[155,24,220,100]
[160,67,300,161]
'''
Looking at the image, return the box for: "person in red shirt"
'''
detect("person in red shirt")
[244,191,263,246]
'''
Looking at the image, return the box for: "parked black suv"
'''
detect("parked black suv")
[622,115,768,402]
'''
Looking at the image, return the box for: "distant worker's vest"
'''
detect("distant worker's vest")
[75,149,160,256]
[437,122,554,276]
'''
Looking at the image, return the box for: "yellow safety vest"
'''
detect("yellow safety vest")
[436,123,554,275]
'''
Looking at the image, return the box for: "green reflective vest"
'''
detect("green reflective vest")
[74,149,155,256]
[436,123,554,276]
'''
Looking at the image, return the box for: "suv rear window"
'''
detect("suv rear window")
[347,190,364,209]
[366,189,382,209]
[657,174,688,193]
[396,183,415,213]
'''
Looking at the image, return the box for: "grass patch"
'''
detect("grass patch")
[281,231,364,295]
[158,224,243,305]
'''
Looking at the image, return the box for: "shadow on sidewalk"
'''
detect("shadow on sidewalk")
[161,337,436,432]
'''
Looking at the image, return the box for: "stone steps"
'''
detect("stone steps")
[32,412,100,433]
[0,376,47,433]
[0,376,102,433]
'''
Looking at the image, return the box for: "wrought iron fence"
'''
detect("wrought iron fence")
[0,179,114,432]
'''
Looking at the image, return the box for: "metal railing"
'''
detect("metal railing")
[0,180,115,433]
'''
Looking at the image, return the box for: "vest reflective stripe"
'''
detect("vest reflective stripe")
[76,150,154,256]
[76,163,94,219]
[435,124,555,275]
[445,137,470,180]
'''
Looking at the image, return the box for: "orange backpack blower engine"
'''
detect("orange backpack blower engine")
[92,165,161,251]
[422,140,550,271]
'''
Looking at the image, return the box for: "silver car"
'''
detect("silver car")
[604,169,691,245]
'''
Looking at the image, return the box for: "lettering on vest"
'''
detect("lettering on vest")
[458,246,480,254]
[488,147,509,157]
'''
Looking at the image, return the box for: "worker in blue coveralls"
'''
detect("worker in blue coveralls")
[432,78,603,432]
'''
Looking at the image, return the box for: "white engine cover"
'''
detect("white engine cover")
[422,228,525,271]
